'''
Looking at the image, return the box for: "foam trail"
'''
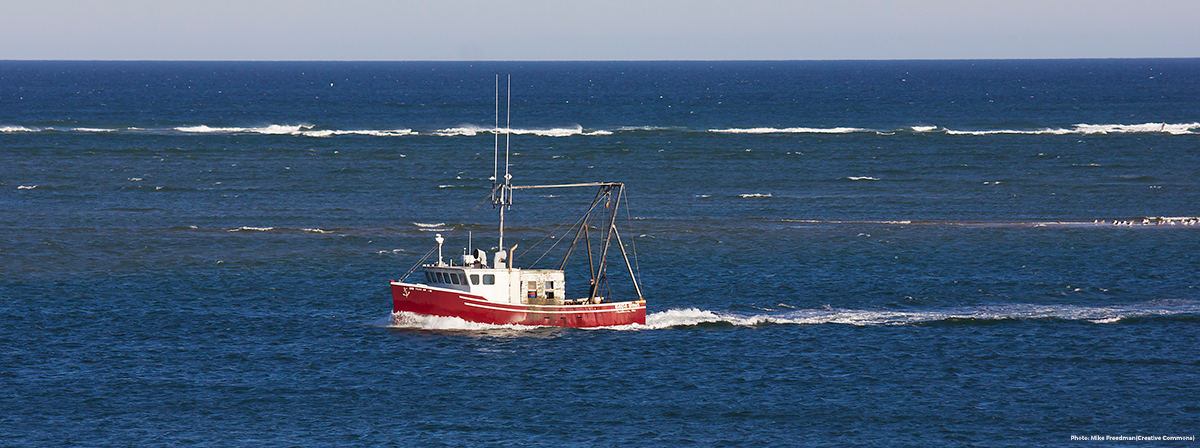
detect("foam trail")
[641,301,1200,328]
[366,301,1200,333]
[383,311,549,330]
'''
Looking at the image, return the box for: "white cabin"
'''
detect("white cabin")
[419,251,569,305]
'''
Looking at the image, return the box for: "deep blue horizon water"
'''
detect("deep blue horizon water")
[2,60,1199,446]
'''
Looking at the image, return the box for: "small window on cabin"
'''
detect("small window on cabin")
[451,273,460,285]
[470,274,480,285]
[483,274,495,285]
[527,281,537,290]
[425,272,433,283]
[545,281,554,290]
[436,272,445,283]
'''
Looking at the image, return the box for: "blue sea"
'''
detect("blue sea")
[2,60,1199,446]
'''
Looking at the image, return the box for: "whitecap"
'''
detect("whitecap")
[300,128,416,137]
[228,226,274,232]
[709,126,869,134]
[175,125,238,133]
[434,124,490,136]
[846,176,881,181]
[1,125,37,133]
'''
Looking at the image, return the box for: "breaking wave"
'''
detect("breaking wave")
[434,124,610,137]
[945,121,1200,134]
[174,124,416,137]
[710,126,870,134]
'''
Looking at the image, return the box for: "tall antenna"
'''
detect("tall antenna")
[498,75,513,254]
[492,75,498,196]
[505,74,512,194]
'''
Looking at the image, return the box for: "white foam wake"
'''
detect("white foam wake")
[382,311,550,330]
[370,301,1198,333]
[643,302,1200,328]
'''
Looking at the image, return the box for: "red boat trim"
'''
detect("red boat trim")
[462,301,645,314]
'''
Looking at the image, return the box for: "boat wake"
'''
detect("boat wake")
[379,311,558,331]
[374,300,1200,332]
[644,301,1200,328]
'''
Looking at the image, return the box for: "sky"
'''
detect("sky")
[2,0,1198,61]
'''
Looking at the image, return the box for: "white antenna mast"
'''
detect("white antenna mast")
[492,75,498,192]
[498,75,513,254]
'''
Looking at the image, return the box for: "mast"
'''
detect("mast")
[495,75,513,256]
[492,75,498,199]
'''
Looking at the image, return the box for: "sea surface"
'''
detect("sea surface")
[2,60,1199,446]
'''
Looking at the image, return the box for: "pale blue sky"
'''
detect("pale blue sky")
[2,0,1197,60]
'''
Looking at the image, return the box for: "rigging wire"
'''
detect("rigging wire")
[399,245,438,282]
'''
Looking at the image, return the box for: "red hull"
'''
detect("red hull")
[391,282,646,327]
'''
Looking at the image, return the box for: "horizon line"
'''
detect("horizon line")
[3,57,1200,63]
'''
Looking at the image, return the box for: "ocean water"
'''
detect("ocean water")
[2,60,1199,446]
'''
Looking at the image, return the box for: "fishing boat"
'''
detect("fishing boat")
[389,77,646,327]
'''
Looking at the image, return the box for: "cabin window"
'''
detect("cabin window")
[436,272,445,283]
[425,272,433,283]
[483,274,495,285]
[545,281,555,299]
[470,274,480,285]
[450,273,460,285]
